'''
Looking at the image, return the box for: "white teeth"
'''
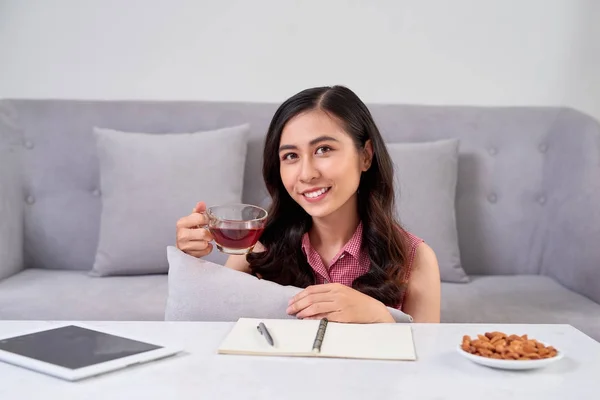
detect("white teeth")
[304,187,329,198]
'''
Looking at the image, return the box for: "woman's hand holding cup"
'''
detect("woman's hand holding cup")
[176,201,214,258]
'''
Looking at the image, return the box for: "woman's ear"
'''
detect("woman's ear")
[361,140,374,172]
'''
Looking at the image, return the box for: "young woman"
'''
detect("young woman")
[176,85,441,323]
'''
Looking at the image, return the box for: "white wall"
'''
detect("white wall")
[1,0,599,120]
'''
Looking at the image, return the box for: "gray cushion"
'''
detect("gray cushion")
[165,246,413,323]
[0,269,167,321]
[90,124,249,276]
[389,138,467,283]
[442,275,600,342]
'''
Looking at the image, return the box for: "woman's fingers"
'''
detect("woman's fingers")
[176,208,214,258]
[184,227,214,242]
[287,293,335,315]
[177,229,213,250]
[175,202,215,258]
[288,284,337,306]
[177,212,209,229]
[180,239,210,251]
[185,244,213,258]
[294,301,338,319]
[193,201,207,214]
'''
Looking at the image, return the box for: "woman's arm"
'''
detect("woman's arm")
[401,243,441,323]
[224,242,266,274]
[286,243,441,324]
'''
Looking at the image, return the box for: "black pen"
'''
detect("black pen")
[257,322,275,346]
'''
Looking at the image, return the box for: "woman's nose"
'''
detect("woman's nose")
[299,157,319,182]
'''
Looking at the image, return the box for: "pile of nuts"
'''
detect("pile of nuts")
[461,332,558,360]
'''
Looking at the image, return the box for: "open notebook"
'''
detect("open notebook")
[218,318,416,361]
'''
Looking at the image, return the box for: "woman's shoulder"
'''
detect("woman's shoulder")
[395,225,424,249]
[398,227,438,282]
[393,225,426,280]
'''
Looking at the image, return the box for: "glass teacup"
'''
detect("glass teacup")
[205,204,268,255]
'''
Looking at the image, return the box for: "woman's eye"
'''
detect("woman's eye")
[315,146,332,155]
[282,152,297,161]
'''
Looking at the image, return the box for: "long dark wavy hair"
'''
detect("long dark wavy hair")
[247,85,410,307]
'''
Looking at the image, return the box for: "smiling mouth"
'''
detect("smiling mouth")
[302,187,331,199]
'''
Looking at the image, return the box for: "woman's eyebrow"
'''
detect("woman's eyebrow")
[279,135,339,152]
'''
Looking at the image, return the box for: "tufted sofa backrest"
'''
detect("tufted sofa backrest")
[1,100,599,285]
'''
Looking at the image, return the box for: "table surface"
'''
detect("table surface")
[0,321,598,400]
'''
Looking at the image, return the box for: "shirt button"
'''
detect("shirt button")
[339,254,345,259]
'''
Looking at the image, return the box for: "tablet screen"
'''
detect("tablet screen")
[0,325,163,370]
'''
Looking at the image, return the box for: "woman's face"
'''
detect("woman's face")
[278,109,372,219]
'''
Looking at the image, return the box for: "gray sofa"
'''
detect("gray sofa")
[1,99,599,342]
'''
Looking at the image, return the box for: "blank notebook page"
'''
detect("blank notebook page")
[320,322,416,360]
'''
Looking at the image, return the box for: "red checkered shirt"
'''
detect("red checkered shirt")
[301,222,423,310]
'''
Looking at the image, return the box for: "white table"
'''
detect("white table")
[0,321,598,399]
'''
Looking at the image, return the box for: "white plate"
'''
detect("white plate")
[456,343,564,370]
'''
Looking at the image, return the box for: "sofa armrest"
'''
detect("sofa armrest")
[541,109,600,304]
[0,100,24,281]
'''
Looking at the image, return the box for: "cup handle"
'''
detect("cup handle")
[196,211,210,230]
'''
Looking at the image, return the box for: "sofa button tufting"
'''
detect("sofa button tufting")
[537,195,547,205]
[24,140,34,149]
[487,146,498,156]
[539,143,548,153]
[26,195,35,205]
[92,189,101,197]
[487,193,498,203]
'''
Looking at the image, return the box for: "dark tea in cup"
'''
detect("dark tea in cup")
[205,204,267,255]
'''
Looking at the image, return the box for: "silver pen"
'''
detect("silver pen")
[257,322,274,346]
